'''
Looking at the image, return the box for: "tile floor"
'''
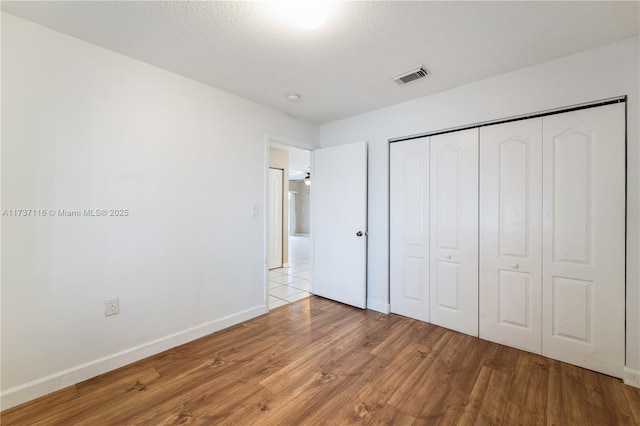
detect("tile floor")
[268,235,312,309]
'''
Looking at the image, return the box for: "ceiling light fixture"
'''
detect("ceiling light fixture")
[267,1,334,30]
[287,94,301,102]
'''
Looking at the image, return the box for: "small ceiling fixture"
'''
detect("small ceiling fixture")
[392,66,429,85]
[266,1,335,30]
[304,172,311,186]
[287,94,301,102]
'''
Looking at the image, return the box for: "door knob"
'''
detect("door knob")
[356,231,363,237]
[511,262,519,269]
[445,254,451,259]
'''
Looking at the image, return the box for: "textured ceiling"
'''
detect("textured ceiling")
[2,1,638,124]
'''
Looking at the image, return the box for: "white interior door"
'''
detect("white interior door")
[268,168,283,269]
[542,103,625,378]
[429,129,479,336]
[390,137,430,322]
[479,118,543,354]
[313,141,367,309]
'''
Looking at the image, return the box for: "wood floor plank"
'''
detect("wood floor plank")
[469,366,512,425]
[2,296,638,425]
[562,362,595,425]
[259,315,370,394]
[624,384,640,424]
[482,342,521,376]
[195,386,274,425]
[440,335,491,395]
[583,369,635,424]
[363,403,415,426]
[546,359,567,426]
[504,352,548,425]
[370,316,438,361]
[431,389,468,426]
[502,404,543,426]
[127,403,197,425]
[78,341,286,424]
[412,383,455,424]
[388,331,461,416]
[182,344,286,418]
[457,365,492,425]
[185,381,274,423]
[256,317,391,424]
[2,368,160,426]
[282,353,384,425]
[546,359,595,425]
[0,386,78,425]
[301,351,388,424]
[310,342,432,424]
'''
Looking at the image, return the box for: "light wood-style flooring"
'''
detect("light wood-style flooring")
[2,296,639,425]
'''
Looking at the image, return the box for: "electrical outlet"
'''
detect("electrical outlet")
[105,298,120,317]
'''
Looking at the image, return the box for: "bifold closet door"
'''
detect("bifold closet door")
[542,103,625,378]
[390,138,430,322]
[479,118,543,354]
[430,129,479,336]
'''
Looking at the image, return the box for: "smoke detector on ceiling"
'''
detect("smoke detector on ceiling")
[392,66,429,85]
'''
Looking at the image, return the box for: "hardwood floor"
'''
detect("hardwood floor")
[3,296,639,425]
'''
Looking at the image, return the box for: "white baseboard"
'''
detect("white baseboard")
[623,366,640,388]
[367,298,390,314]
[1,304,267,410]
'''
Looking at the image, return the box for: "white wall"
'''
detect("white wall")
[1,13,319,408]
[289,180,310,235]
[320,36,640,384]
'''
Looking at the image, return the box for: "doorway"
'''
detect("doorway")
[267,143,313,310]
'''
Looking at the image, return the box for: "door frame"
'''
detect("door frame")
[264,134,315,310]
[268,167,284,270]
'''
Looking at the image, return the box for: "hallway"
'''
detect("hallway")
[268,235,312,309]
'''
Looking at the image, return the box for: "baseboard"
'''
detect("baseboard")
[1,304,267,410]
[623,366,640,388]
[367,298,390,314]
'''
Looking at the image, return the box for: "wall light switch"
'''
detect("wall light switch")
[252,205,259,217]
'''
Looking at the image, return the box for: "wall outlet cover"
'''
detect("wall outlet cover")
[105,298,120,317]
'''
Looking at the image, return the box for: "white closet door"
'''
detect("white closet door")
[430,129,479,336]
[479,118,542,354]
[390,137,430,322]
[542,103,625,378]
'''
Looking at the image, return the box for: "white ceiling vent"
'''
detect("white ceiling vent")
[392,66,429,85]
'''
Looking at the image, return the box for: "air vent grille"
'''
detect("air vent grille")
[392,66,429,85]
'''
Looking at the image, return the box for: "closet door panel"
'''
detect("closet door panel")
[542,103,625,378]
[390,137,430,322]
[479,118,542,354]
[430,128,478,336]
